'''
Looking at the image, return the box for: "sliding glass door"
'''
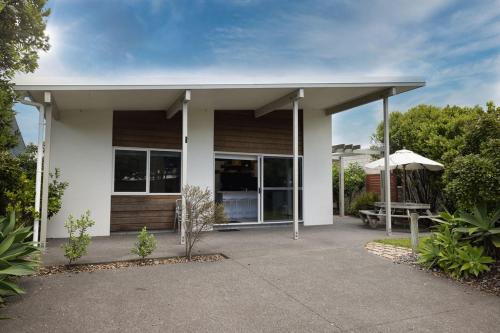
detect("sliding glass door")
[262,156,302,222]
[214,154,303,224]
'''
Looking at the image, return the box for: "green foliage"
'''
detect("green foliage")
[443,107,500,210]
[345,163,365,199]
[455,244,495,278]
[418,205,497,278]
[462,102,500,156]
[373,102,500,211]
[0,0,51,151]
[418,235,442,268]
[0,150,22,214]
[0,211,40,308]
[17,143,37,180]
[453,204,500,250]
[0,86,17,150]
[374,236,430,250]
[332,161,366,211]
[61,211,94,265]
[6,168,68,227]
[0,0,50,80]
[131,227,157,259]
[332,163,339,204]
[1,142,68,227]
[348,191,378,215]
[6,173,37,226]
[373,104,482,164]
[47,169,68,220]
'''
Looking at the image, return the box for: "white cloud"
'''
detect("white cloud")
[13,0,500,146]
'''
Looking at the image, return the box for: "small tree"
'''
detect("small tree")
[182,185,226,260]
[332,161,365,211]
[61,210,94,265]
[131,226,157,259]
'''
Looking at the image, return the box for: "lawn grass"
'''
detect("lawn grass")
[374,236,430,251]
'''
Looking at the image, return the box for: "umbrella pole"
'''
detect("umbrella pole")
[403,165,406,203]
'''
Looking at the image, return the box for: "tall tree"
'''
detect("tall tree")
[372,103,500,211]
[0,0,50,150]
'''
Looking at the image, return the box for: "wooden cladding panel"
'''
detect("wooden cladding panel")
[214,110,303,155]
[113,111,182,149]
[365,174,398,202]
[111,195,180,231]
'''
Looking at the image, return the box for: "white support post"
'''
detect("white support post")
[180,98,189,245]
[410,213,419,254]
[339,156,345,217]
[293,98,300,240]
[34,104,45,244]
[383,96,392,236]
[40,104,52,247]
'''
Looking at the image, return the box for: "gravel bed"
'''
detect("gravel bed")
[393,254,500,296]
[37,254,226,276]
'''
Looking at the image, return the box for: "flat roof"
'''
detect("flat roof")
[15,78,425,114]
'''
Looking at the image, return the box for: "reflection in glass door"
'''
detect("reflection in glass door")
[215,156,259,223]
[262,157,303,222]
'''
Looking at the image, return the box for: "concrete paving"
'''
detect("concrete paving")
[2,217,499,332]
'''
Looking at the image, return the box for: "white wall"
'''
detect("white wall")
[303,109,333,226]
[187,108,214,193]
[48,109,113,237]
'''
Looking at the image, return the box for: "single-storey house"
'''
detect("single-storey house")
[15,79,424,245]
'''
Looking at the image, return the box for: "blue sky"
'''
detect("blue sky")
[15,0,500,146]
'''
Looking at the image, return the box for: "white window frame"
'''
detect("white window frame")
[112,146,182,196]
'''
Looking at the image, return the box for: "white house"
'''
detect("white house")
[15,79,424,244]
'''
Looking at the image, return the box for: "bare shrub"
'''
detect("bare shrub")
[182,185,226,260]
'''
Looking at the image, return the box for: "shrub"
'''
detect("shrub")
[454,204,500,254]
[348,191,379,215]
[6,168,68,227]
[0,212,40,308]
[61,211,94,265]
[455,244,495,278]
[418,207,497,278]
[444,154,499,211]
[0,151,22,216]
[131,227,157,259]
[183,185,226,260]
[332,162,366,211]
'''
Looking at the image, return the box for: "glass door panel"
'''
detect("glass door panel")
[262,157,302,222]
[215,156,258,223]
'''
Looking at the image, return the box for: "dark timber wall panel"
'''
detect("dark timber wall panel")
[111,195,180,231]
[113,111,182,149]
[365,174,398,202]
[214,110,303,155]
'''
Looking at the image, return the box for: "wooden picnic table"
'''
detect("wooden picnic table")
[374,202,431,210]
[359,202,432,229]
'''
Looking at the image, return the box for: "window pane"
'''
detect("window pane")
[114,150,147,192]
[263,189,302,221]
[150,151,181,193]
[263,157,302,188]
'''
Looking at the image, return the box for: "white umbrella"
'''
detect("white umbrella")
[364,149,444,202]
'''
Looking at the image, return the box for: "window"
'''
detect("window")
[149,151,181,193]
[114,150,147,192]
[114,148,181,194]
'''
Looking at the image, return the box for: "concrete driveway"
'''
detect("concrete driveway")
[2,217,499,332]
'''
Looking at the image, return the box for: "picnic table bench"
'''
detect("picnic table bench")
[359,202,432,228]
